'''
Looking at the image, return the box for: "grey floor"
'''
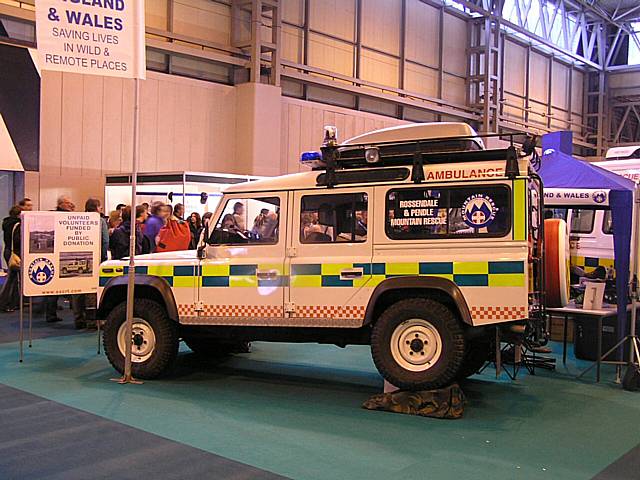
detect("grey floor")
[0,384,287,480]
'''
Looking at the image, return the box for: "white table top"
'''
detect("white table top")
[547,303,639,317]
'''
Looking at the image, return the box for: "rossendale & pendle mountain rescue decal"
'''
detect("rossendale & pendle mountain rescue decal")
[462,194,497,229]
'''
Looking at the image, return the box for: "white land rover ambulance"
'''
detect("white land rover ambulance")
[98,123,546,390]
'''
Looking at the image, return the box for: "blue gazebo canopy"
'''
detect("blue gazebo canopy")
[538,132,636,349]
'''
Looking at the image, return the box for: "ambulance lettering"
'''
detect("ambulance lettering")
[426,167,502,181]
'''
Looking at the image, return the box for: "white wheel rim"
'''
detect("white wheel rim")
[117,318,156,363]
[390,318,442,372]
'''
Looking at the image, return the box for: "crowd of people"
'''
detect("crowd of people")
[0,196,213,330]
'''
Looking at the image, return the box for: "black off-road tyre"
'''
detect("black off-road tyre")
[184,336,252,357]
[371,298,465,391]
[457,339,491,379]
[103,299,179,379]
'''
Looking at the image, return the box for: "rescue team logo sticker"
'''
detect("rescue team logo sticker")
[592,190,607,204]
[28,258,55,286]
[462,194,497,229]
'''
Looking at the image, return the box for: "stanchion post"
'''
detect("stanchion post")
[113,76,142,385]
[18,268,23,363]
[28,297,32,348]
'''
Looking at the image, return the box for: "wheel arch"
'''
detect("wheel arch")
[98,275,179,322]
[363,276,473,326]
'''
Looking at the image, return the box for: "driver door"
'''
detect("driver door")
[196,192,286,324]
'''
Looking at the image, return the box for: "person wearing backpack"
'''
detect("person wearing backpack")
[155,205,191,253]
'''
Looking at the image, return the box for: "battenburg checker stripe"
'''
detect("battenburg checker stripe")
[100,260,526,289]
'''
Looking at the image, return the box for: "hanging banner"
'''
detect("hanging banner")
[21,212,101,297]
[35,0,146,79]
[544,188,610,207]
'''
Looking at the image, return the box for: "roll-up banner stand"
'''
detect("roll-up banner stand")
[35,1,146,383]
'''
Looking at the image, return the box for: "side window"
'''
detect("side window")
[211,196,280,245]
[603,210,613,235]
[386,185,511,239]
[544,208,568,221]
[300,193,368,243]
[570,209,595,234]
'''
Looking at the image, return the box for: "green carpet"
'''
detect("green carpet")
[0,335,638,480]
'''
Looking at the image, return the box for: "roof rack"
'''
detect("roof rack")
[308,130,535,187]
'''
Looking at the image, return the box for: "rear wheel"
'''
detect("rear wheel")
[103,299,179,379]
[457,338,491,379]
[371,298,465,391]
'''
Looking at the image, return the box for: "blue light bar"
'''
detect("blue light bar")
[300,150,326,168]
[301,151,321,162]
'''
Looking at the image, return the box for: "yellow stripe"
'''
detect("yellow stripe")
[513,179,526,241]
[100,268,124,277]
[386,263,419,275]
[488,274,524,287]
[368,275,387,287]
[147,265,174,277]
[229,276,257,288]
[352,277,370,288]
[290,275,322,287]
[321,263,354,275]
[453,262,488,274]
[202,264,230,276]
[258,263,283,274]
[173,276,197,288]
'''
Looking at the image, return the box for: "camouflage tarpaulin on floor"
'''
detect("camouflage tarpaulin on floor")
[362,383,465,419]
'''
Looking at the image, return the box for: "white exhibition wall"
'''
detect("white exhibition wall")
[34,69,405,210]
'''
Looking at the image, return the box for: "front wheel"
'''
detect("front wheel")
[103,299,179,379]
[371,298,465,391]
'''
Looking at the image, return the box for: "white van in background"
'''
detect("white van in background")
[594,145,640,182]
[544,189,615,277]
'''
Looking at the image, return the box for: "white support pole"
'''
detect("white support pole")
[116,77,142,384]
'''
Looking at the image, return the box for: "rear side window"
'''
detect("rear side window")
[603,210,613,235]
[570,209,595,234]
[386,185,511,239]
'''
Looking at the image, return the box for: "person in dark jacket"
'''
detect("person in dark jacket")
[71,198,110,329]
[0,205,22,312]
[110,206,149,260]
[187,212,202,249]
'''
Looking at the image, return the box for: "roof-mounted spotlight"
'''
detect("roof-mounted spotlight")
[365,147,380,164]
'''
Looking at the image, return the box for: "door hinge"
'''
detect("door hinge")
[284,302,296,313]
[194,301,204,312]
[286,247,297,257]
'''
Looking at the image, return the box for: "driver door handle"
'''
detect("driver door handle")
[256,269,279,280]
[340,268,363,279]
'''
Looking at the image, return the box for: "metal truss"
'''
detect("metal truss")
[609,97,640,145]
[452,0,640,71]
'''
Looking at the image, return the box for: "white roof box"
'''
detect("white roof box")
[605,145,640,160]
[342,122,485,150]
